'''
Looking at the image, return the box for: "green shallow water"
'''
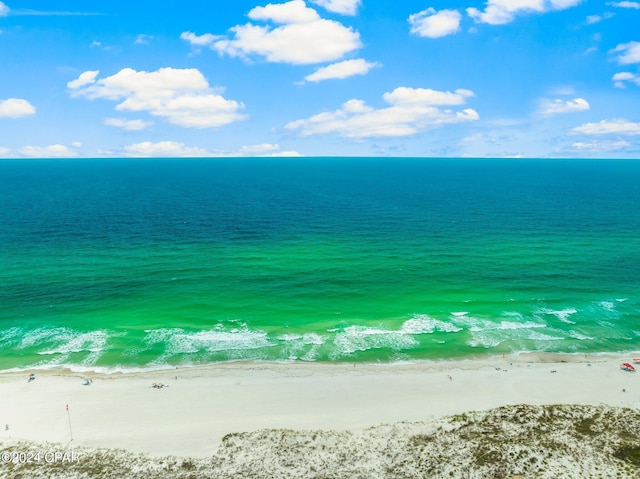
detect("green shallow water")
[1,158,639,371]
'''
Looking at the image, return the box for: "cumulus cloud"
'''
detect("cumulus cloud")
[237,143,281,154]
[285,87,478,139]
[0,1,9,16]
[0,147,11,156]
[608,1,640,8]
[104,117,154,131]
[572,118,640,135]
[571,140,631,151]
[409,8,462,38]
[124,141,301,158]
[613,71,640,88]
[182,0,361,64]
[610,41,640,64]
[180,31,220,46]
[135,34,152,45]
[0,98,36,118]
[310,0,361,15]
[237,143,302,156]
[67,67,246,128]
[303,59,379,82]
[67,70,99,89]
[467,0,583,25]
[19,144,78,158]
[585,12,613,24]
[539,97,590,115]
[124,141,211,157]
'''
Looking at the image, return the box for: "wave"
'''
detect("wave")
[332,326,419,358]
[0,327,22,346]
[1,296,637,368]
[537,307,578,324]
[144,325,273,359]
[400,314,463,334]
[598,301,616,312]
[277,333,325,361]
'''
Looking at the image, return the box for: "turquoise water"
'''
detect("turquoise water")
[1,158,639,371]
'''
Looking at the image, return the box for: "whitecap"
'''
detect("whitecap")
[18,327,70,349]
[0,327,22,346]
[528,331,564,341]
[496,320,546,331]
[37,330,110,366]
[154,327,273,355]
[332,326,418,357]
[466,333,504,349]
[277,333,325,345]
[538,307,578,324]
[569,331,595,341]
[598,301,615,312]
[277,333,326,361]
[400,314,462,334]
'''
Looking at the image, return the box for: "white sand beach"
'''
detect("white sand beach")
[1,353,638,460]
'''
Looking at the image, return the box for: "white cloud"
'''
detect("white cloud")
[0,147,10,156]
[67,70,99,89]
[310,0,361,15]
[250,0,319,22]
[303,59,379,82]
[539,97,590,115]
[610,41,640,64]
[68,67,246,128]
[383,87,475,106]
[585,12,613,24]
[267,150,303,156]
[183,0,361,65]
[135,34,152,45]
[180,31,220,46]
[608,1,640,8]
[0,98,36,118]
[572,118,640,135]
[124,141,211,157]
[237,143,303,156]
[467,0,583,25]
[124,141,302,158]
[238,143,280,154]
[286,87,478,139]
[19,144,78,158]
[571,140,631,151]
[409,8,462,38]
[585,14,601,24]
[613,71,640,88]
[0,1,9,16]
[104,117,154,131]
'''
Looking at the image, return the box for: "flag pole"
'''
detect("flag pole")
[66,404,73,441]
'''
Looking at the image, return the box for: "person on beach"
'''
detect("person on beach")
[28,373,35,382]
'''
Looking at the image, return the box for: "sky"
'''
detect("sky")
[0,0,639,158]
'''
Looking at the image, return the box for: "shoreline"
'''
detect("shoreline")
[2,348,639,375]
[1,352,638,459]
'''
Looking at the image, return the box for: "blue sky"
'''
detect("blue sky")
[0,0,639,158]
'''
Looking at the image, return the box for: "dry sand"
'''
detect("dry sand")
[1,353,638,460]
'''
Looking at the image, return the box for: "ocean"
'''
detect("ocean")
[1,158,638,371]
